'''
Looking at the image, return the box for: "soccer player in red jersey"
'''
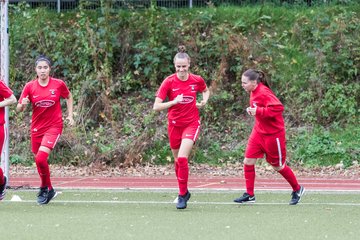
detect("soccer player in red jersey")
[153,46,210,209]
[16,55,74,204]
[0,81,17,201]
[234,69,305,205]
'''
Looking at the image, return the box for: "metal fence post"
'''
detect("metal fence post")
[189,0,193,8]
[0,0,10,180]
[57,0,61,13]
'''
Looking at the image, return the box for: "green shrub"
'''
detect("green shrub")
[8,3,360,166]
[290,126,359,167]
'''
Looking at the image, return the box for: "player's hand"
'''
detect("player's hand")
[21,96,30,105]
[196,100,207,108]
[174,94,183,104]
[65,116,75,126]
[246,106,257,116]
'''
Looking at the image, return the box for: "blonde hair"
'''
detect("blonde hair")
[173,45,190,64]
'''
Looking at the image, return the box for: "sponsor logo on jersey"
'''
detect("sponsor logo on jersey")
[179,96,194,104]
[35,100,55,108]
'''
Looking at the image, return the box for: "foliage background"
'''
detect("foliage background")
[8,1,360,168]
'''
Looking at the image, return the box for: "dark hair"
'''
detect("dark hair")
[243,69,270,88]
[35,55,52,67]
[173,45,190,64]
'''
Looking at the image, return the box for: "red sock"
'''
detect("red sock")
[174,160,179,178]
[278,165,300,192]
[0,168,4,185]
[244,164,255,196]
[35,151,52,190]
[177,157,189,196]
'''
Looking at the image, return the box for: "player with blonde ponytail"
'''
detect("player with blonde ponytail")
[153,46,210,209]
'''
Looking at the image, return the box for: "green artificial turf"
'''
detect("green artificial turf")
[0,190,359,240]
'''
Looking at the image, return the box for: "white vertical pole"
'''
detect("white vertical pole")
[0,0,10,179]
[57,0,61,13]
[189,0,193,8]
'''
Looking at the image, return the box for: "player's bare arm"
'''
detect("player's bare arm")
[196,87,210,108]
[16,96,30,112]
[0,94,17,108]
[153,95,183,112]
[65,92,75,126]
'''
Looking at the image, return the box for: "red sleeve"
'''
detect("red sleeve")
[257,104,284,118]
[18,83,31,103]
[156,78,171,100]
[256,88,284,118]
[0,81,13,99]
[60,81,70,99]
[198,76,207,92]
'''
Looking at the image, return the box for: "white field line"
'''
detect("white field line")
[3,199,360,206]
[57,187,360,193]
[7,188,360,194]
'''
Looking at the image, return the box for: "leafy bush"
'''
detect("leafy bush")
[290,126,359,167]
[8,3,360,167]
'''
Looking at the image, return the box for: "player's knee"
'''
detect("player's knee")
[273,165,285,172]
[35,151,49,167]
[244,158,256,165]
[177,157,188,167]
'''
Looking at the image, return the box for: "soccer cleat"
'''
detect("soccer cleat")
[234,192,256,203]
[0,176,7,201]
[176,191,191,209]
[46,188,58,204]
[289,185,305,205]
[37,187,49,205]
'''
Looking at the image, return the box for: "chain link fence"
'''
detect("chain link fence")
[9,0,341,12]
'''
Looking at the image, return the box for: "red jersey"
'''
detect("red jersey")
[19,77,70,136]
[156,73,207,126]
[0,81,13,125]
[250,83,285,134]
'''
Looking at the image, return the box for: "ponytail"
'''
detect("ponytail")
[256,70,270,88]
[243,69,270,88]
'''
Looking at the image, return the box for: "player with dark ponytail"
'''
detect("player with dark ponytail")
[153,46,210,209]
[16,55,74,205]
[234,69,305,205]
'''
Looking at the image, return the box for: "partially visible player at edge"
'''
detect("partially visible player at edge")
[0,82,17,201]
[153,46,210,209]
[234,69,305,205]
[16,55,74,205]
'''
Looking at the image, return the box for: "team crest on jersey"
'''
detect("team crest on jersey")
[179,96,194,104]
[190,85,196,91]
[35,100,55,108]
[50,89,56,95]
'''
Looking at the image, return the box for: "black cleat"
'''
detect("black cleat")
[176,191,191,209]
[0,176,7,201]
[46,188,58,204]
[37,187,49,205]
[289,185,305,205]
[234,192,255,203]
